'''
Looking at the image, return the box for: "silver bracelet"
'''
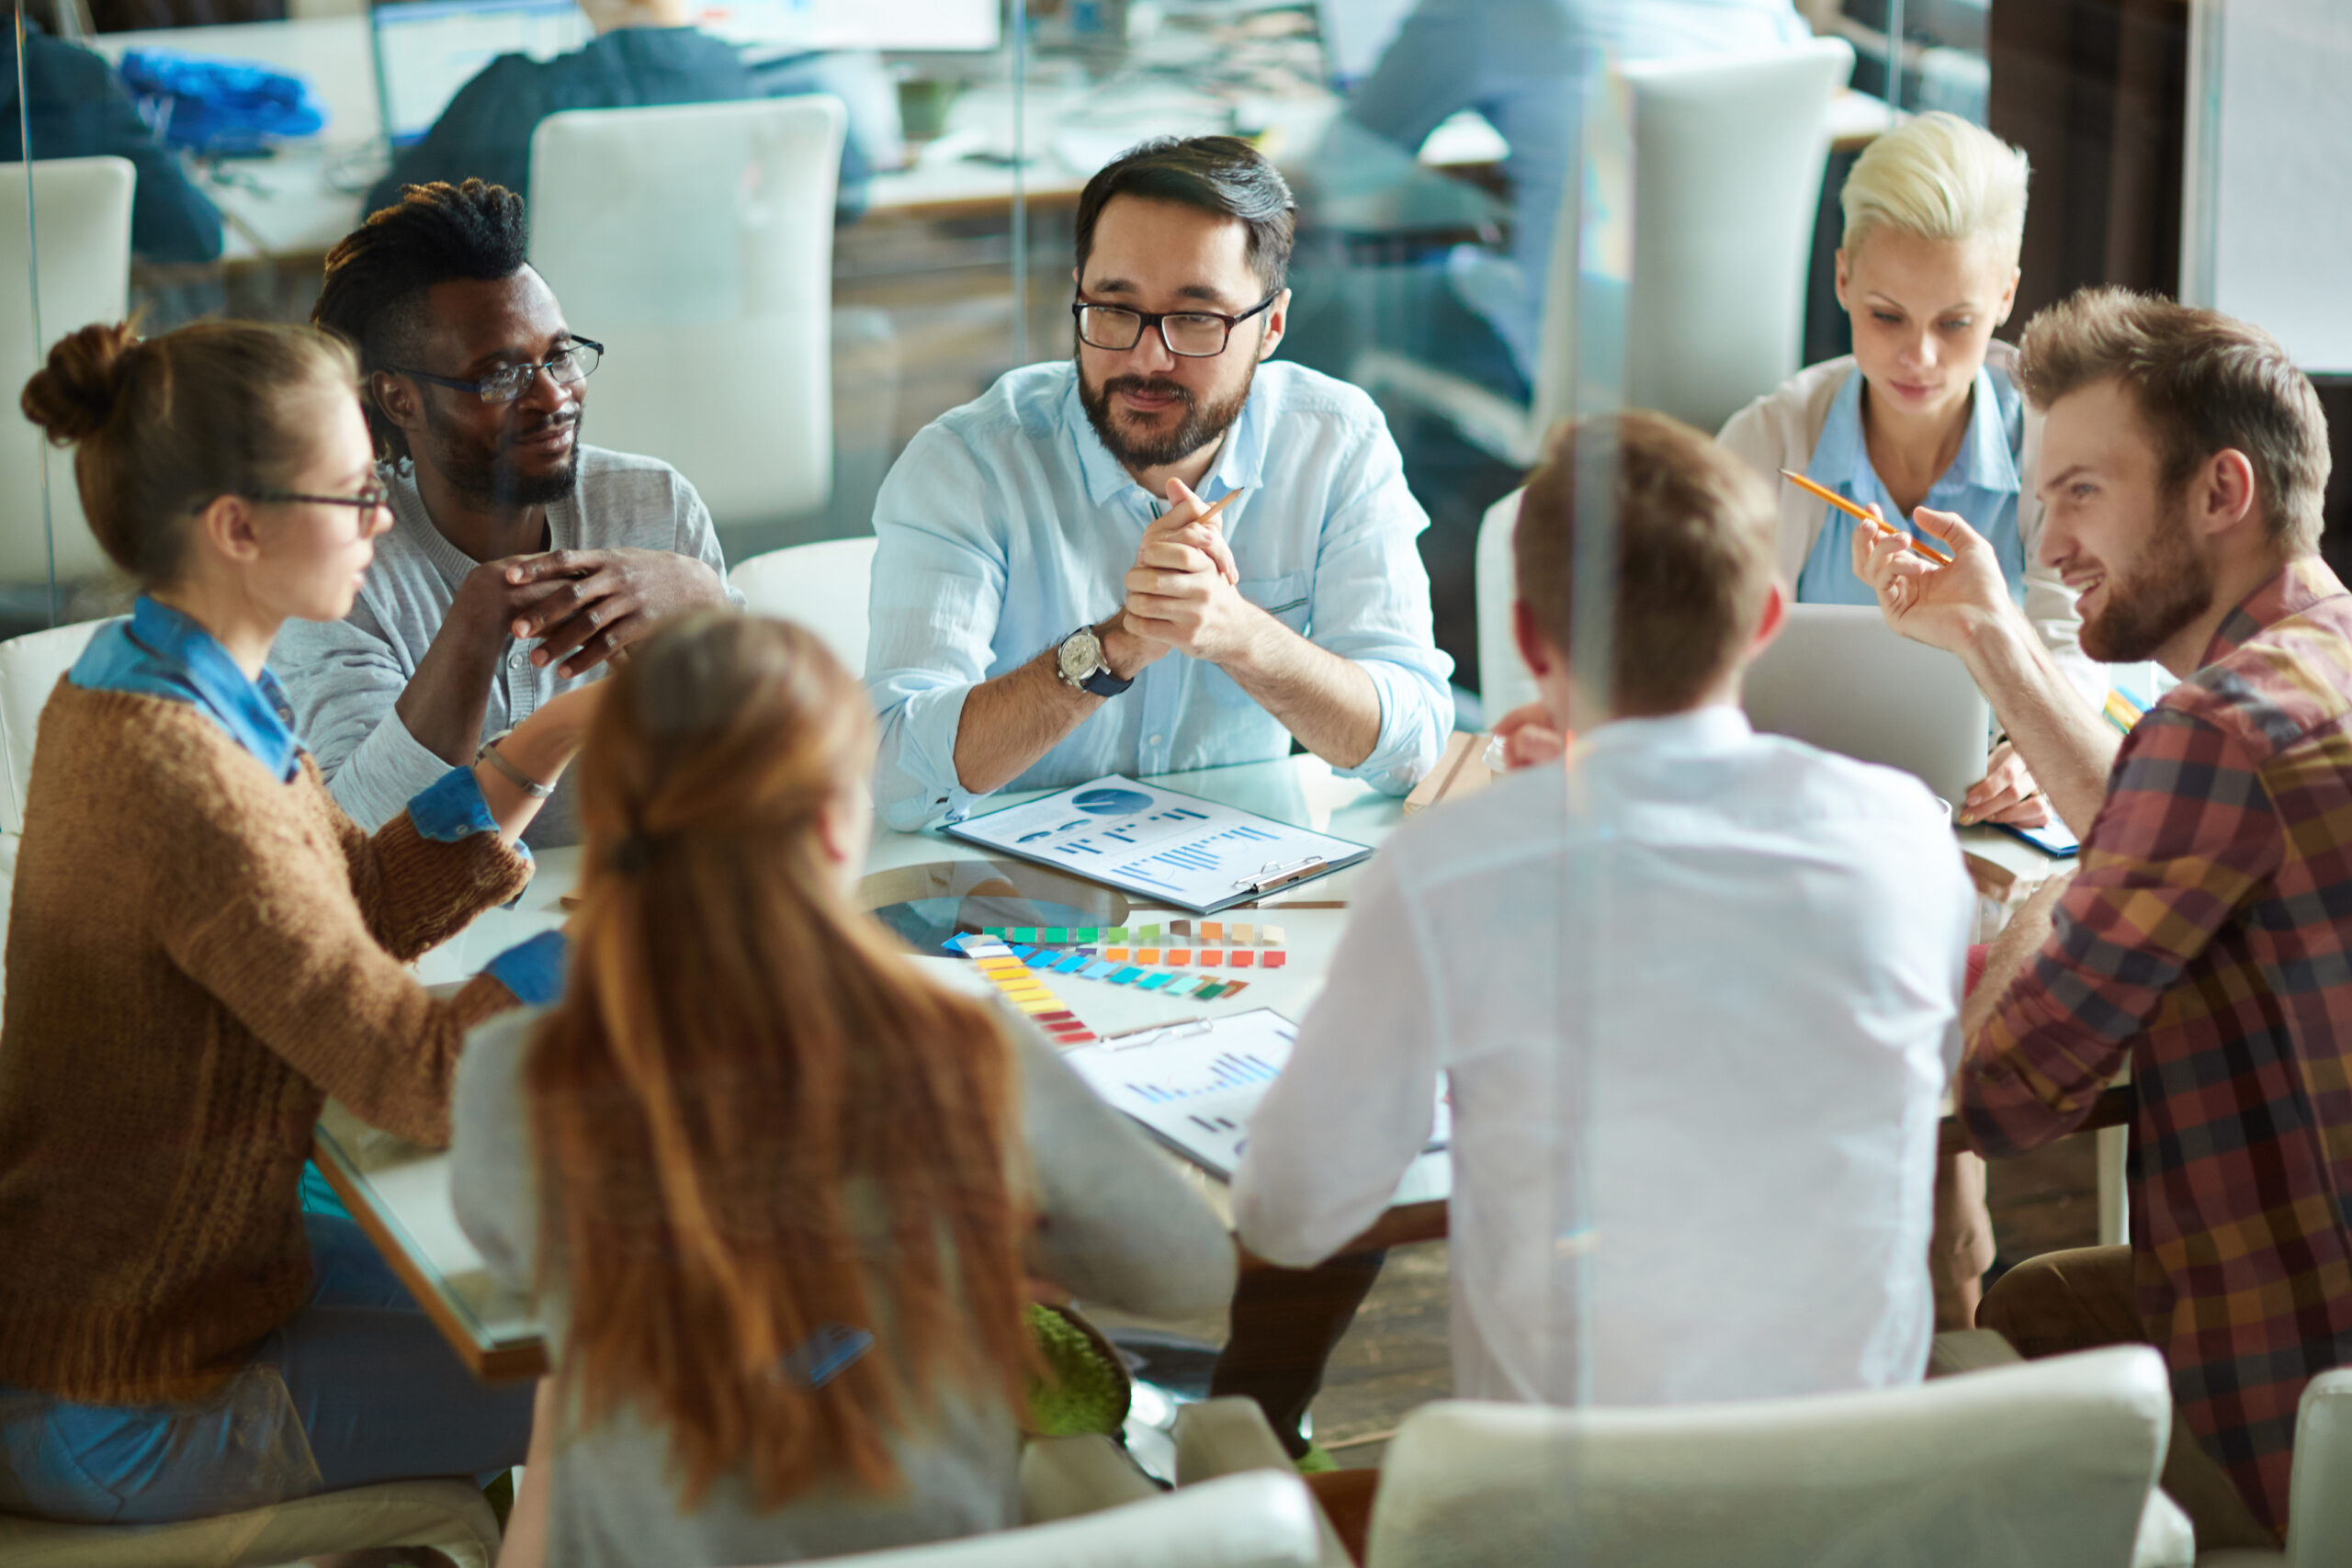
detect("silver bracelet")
[475,731,555,799]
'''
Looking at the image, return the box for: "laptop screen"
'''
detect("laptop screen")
[371,0,592,147]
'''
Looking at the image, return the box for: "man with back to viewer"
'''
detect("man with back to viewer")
[1234,412,1972,1449]
[864,133,1454,833]
[1855,286,2352,1548]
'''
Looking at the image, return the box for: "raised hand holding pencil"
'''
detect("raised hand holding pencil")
[1779,468,1954,565]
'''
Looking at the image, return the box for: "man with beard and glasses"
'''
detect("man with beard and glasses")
[1855,286,2352,1551]
[276,179,737,847]
[865,134,1453,832]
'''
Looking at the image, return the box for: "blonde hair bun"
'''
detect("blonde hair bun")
[1840,111,2030,262]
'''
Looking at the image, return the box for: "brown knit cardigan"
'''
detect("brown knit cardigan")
[0,683,534,1404]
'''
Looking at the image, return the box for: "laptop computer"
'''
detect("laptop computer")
[1740,603,1990,805]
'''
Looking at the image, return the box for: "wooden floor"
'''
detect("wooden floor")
[1305,1134,2106,1466]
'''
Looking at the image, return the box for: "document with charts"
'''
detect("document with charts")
[1060,1009,1450,1179]
[942,775,1373,913]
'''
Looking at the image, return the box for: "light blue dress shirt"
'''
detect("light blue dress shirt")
[866,360,1454,831]
[1793,361,2030,609]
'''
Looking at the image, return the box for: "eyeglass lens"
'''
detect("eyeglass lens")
[480,342,601,402]
[1077,306,1232,357]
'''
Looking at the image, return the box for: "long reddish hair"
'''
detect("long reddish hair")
[526,613,1033,1509]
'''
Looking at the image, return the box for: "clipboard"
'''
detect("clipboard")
[1060,1009,1449,1179]
[942,775,1373,914]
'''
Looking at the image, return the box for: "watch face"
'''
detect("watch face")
[1058,628,1102,683]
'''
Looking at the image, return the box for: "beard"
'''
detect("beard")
[423,399,582,509]
[1078,355,1256,473]
[2077,488,2216,663]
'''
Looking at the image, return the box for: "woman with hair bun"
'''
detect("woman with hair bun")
[454,614,1235,1568]
[0,320,595,1524]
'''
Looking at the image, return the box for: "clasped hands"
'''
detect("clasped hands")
[462,547,729,681]
[1111,479,1261,671]
[1850,502,2050,828]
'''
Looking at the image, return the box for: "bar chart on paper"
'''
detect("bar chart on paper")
[1062,1009,1449,1179]
[944,776,1373,912]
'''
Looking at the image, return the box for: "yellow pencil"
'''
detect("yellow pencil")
[1778,468,1956,566]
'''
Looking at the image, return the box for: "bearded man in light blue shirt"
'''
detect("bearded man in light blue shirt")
[866,134,1454,831]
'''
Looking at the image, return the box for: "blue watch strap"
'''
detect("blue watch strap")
[1080,666,1133,698]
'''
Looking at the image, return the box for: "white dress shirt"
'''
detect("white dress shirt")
[865,360,1455,831]
[1233,705,1971,1406]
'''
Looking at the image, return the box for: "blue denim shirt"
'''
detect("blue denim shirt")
[1793,361,2030,610]
[866,360,1455,830]
[70,596,509,848]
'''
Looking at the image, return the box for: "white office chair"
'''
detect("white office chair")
[747,1470,1326,1568]
[1471,488,1535,722]
[0,1477,501,1567]
[0,156,134,588]
[2199,1368,2352,1568]
[1355,39,1855,464]
[0,616,111,835]
[528,96,848,532]
[728,536,879,675]
[1360,1346,2184,1568]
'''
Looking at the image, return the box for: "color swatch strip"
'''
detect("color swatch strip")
[953,938,1099,1044]
[964,938,1259,1001]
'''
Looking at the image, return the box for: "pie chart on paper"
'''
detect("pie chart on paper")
[1072,787,1156,817]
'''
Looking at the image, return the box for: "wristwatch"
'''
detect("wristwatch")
[1055,624,1133,698]
[476,728,555,798]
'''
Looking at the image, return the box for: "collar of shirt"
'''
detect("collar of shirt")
[1805,361,2020,514]
[2199,556,2351,666]
[1567,702,1754,767]
[1063,367,1268,520]
[113,596,303,780]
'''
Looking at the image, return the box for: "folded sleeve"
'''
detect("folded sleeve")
[273,613,457,833]
[1962,707,2280,1155]
[865,424,1013,830]
[330,761,534,962]
[1233,851,1440,1265]
[1018,1025,1237,1318]
[1310,415,1455,795]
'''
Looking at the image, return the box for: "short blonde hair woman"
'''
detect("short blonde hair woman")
[1720,109,2097,833]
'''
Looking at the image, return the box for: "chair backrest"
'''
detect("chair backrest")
[1471,487,1535,722]
[527,96,847,532]
[0,617,112,835]
[0,157,135,588]
[1364,1345,2172,1568]
[1531,39,1854,438]
[771,1470,1326,1567]
[2284,1367,2352,1568]
[728,536,879,676]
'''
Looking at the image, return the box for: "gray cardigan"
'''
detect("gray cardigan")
[451,1005,1236,1568]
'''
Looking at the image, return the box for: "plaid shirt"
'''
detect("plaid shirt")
[1962,556,2352,1532]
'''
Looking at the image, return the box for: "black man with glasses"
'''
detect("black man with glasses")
[276,179,737,848]
[867,136,1453,831]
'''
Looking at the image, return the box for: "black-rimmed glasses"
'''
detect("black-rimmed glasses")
[198,483,391,537]
[392,338,604,404]
[1072,293,1278,358]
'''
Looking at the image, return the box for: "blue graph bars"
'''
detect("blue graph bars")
[1120,1051,1282,1104]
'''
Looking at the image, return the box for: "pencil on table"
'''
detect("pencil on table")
[1778,468,1956,566]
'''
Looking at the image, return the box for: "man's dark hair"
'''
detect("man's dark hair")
[311,179,530,461]
[1073,135,1296,295]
